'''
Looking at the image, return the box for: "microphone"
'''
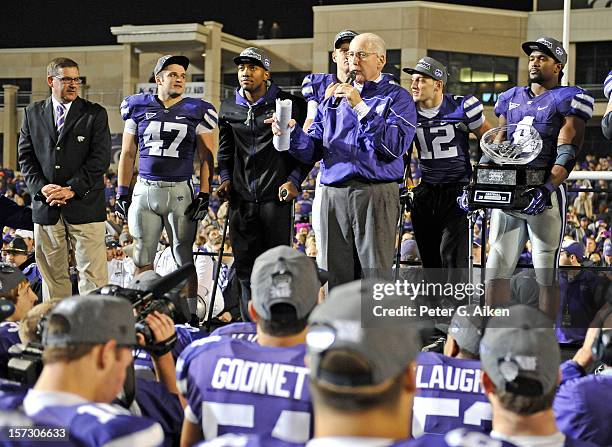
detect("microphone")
[332,70,357,108]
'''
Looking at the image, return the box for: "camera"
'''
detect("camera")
[7,343,44,387]
[96,284,180,346]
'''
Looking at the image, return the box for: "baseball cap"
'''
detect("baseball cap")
[128,270,161,291]
[400,239,418,262]
[14,230,33,240]
[0,264,27,298]
[251,246,319,321]
[307,279,420,387]
[480,305,559,396]
[3,237,28,254]
[403,56,448,84]
[447,305,485,355]
[233,47,271,71]
[561,240,584,259]
[153,55,190,77]
[333,29,358,49]
[119,232,132,246]
[43,295,137,347]
[521,36,567,66]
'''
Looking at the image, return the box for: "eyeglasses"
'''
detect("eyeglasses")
[347,51,377,60]
[54,76,83,85]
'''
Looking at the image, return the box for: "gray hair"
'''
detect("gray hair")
[47,57,79,77]
[356,33,386,56]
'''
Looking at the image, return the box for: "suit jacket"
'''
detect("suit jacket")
[18,96,111,225]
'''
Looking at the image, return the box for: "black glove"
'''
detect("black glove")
[185,192,210,221]
[115,194,131,221]
[399,187,414,212]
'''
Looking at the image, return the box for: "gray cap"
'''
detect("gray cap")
[251,246,319,320]
[522,36,567,66]
[444,305,485,356]
[153,55,190,77]
[333,29,358,49]
[233,47,271,70]
[307,279,420,387]
[43,295,137,347]
[403,56,448,84]
[480,305,559,396]
[128,270,161,291]
[0,264,27,298]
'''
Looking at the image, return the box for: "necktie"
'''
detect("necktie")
[56,104,66,134]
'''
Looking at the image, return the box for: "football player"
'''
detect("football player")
[0,264,37,377]
[413,305,492,437]
[469,37,593,319]
[177,247,319,446]
[403,57,491,278]
[301,29,358,131]
[21,295,164,446]
[481,305,600,447]
[602,70,612,139]
[116,55,216,281]
[302,280,516,447]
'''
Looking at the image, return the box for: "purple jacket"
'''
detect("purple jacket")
[554,360,612,446]
[289,76,416,185]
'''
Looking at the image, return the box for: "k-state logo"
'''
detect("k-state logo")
[555,47,564,56]
[434,69,443,78]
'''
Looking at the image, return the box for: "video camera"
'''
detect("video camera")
[95,264,195,348]
[7,343,43,387]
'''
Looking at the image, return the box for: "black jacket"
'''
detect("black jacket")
[217,82,311,203]
[18,96,111,225]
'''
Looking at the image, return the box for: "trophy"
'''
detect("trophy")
[466,124,547,210]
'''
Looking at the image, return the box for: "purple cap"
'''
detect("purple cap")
[561,240,584,259]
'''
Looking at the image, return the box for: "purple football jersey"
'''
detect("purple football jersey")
[120,94,218,181]
[413,352,492,436]
[0,378,27,412]
[25,398,164,446]
[177,336,311,444]
[301,73,337,105]
[414,94,484,183]
[210,322,258,342]
[554,361,612,446]
[494,86,594,169]
[195,433,304,447]
[133,323,205,371]
[132,378,183,447]
[0,322,21,376]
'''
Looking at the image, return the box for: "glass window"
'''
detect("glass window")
[575,41,612,101]
[0,78,32,107]
[428,50,518,105]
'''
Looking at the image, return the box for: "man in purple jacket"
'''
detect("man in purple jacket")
[554,309,612,446]
[271,33,417,289]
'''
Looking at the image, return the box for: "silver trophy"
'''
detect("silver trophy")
[467,124,546,210]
